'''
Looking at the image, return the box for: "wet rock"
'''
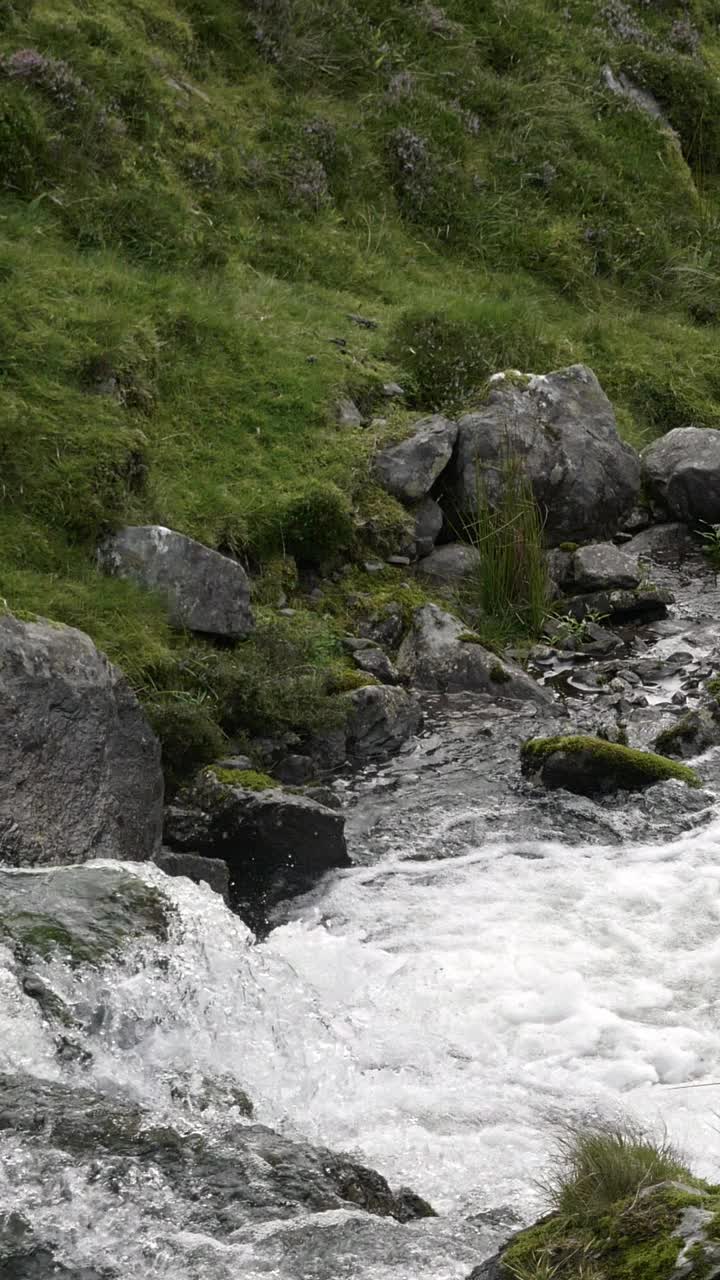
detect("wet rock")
[98,526,254,638]
[563,583,673,623]
[571,542,640,591]
[353,646,401,685]
[626,521,694,563]
[345,685,422,759]
[163,771,350,932]
[642,427,720,525]
[417,542,482,588]
[397,605,552,704]
[304,786,342,810]
[274,754,316,785]
[521,734,701,795]
[654,705,720,759]
[0,614,163,867]
[452,365,641,542]
[414,495,444,557]
[372,415,458,501]
[0,1073,434,1234]
[154,850,230,900]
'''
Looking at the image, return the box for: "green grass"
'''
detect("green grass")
[501,1123,711,1280]
[4,0,720,774]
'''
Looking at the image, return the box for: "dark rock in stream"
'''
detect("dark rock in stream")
[345,685,423,759]
[0,614,163,867]
[154,850,230,900]
[0,1073,435,1233]
[563,583,673,624]
[521,734,701,796]
[164,771,350,932]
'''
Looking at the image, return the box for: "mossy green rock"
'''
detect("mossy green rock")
[473,1181,720,1279]
[521,734,701,796]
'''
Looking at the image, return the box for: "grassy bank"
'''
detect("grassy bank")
[3,0,720,776]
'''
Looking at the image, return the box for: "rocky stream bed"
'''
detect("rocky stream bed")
[4,526,720,1278]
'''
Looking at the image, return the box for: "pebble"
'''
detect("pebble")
[364,561,385,574]
[387,556,411,567]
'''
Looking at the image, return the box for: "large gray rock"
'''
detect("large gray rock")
[626,522,693,562]
[416,542,481,588]
[413,496,444,557]
[572,542,641,591]
[453,366,640,542]
[164,771,350,932]
[345,685,422,759]
[0,614,163,867]
[396,605,552,703]
[642,427,720,524]
[373,415,458,502]
[98,526,253,638]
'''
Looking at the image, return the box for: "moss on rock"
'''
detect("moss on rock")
[209,768,278,792]
[521,734,701,795]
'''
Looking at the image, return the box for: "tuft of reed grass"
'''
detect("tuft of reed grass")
[460,450,549,646]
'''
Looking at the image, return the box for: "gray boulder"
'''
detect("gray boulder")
[453,365,640,542]
[164,771,350,932]
[0,614,163,867]
[414,496,444,557]
[98,526,253,638]
[654,705,720,760]
[397,605,552,703]
[353,647,401,684]
[417,542,481,588]
[642,427,720,525]
[373,415,458,502]
[345,685,422,759]
[572,542,640,591]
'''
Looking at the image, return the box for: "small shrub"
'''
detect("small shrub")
[146,698,226,797]
[275,482,355,564]
[210,767,277,790]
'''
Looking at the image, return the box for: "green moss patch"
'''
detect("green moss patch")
[521,735,701,792]
[209,768,278,792]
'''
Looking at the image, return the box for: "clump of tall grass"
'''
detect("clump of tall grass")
[461,450,549,645]
[547,1121,690,1226]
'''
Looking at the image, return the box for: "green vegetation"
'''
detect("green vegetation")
[209,767,278,791]
[521,735,702,789]
[500,1124,717,1280]
[5,0,720,776]
[461,454,549,647]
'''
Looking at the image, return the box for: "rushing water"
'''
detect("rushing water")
[4,575,720,1277]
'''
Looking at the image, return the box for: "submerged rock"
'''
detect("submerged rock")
[521,734,701,795]
[642,427,720,525]
[163,770,350,932]
[98,525,254,638]
[372,414,457,502]
[452,365,641,542]
[345,684,422,759]
[397,605,552,704]
[0,614,163,867]
[0,1073,435,1235]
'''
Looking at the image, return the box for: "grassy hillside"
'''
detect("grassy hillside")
[3,0,720,776]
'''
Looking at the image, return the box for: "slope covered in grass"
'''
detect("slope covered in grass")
[2,0,720,769]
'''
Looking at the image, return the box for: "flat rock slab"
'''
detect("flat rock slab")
[572,542,640,591]
[98,525,254,639]
[397,604,552,704]
[0,614,163,867]
[373,415,457,502]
